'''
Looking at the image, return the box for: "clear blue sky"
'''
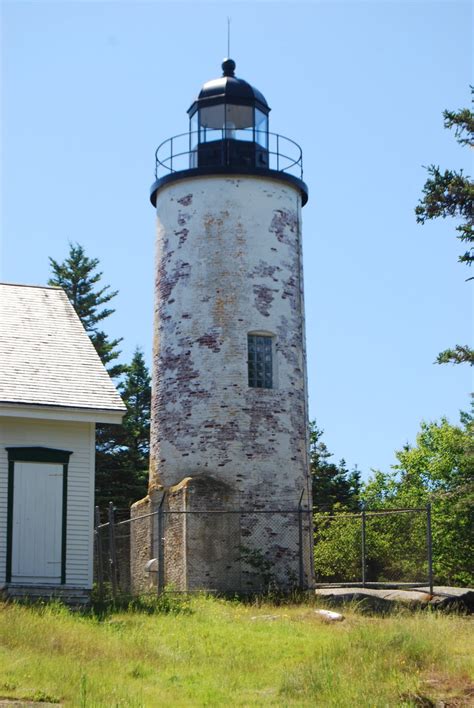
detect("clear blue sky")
[1,1,472,478]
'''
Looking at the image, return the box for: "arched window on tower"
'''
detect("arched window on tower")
[247,333,274,389]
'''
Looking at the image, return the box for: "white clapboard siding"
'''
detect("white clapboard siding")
[0,417,95,588]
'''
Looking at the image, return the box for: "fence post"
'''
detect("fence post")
[94,506,104,599]
[108,502,118,598]
[157,494,166,595]
[361,510,367,587]
[298,490,304,590]
[309,507,315,589]
[426,503,433,595]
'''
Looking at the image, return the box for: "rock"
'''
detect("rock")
[314,586,474,613]
[314,609,344,621]
[314,588,392,613]
[428,589,474,612]
[250,614,280,621]
[399,693,436,707]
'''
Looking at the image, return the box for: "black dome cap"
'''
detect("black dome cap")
[188,59,270,116]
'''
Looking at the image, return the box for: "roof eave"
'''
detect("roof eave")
[0,401,126,425]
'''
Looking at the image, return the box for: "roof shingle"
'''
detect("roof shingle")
[0,283,126,412]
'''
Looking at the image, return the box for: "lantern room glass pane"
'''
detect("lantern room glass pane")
[248,334,273,389]
[199,104,225,129]
[225,104,254,140]
[255,108,268,148]
[190,112,198,150]
[199,105,225,143]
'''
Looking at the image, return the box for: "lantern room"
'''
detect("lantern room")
[187,58,270,169]
[150,58,308,207]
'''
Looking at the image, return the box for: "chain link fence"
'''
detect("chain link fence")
[313,506,433,591]
[94,503,312,598]
[94,504,434,598]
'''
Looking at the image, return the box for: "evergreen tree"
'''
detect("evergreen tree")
[48,243,125,378]
[415,89,474,365]
[310,422,361,512]
[48,244,151,512]
[95,349,151,511]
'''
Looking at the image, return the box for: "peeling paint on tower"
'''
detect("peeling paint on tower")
[149,177,309,503]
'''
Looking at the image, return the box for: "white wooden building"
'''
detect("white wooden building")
[0,283,126,603]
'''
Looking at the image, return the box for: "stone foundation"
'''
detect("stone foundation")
[130,490,162,595]
[131,475,312,594]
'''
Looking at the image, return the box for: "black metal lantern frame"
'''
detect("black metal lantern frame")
[150,60,308,207]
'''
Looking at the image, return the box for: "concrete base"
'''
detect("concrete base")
[130,491,161,595]
[131,476,241,594]
[166,476,240,592]
[131,475,311,594]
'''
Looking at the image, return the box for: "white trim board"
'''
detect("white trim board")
[0,403,124,425]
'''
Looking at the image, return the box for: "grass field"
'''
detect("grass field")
[0,595,472,706]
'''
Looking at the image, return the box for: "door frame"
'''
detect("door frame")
[6,447,72,584]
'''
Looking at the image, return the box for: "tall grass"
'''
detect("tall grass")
[0,596,472,706]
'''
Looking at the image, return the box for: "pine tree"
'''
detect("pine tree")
[48,243,125,378]
[415,88,474,365]
[48,243,150,511]
[95,349,151,511]
[310,422,361,512]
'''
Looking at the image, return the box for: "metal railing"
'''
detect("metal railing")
[154,129,304,181]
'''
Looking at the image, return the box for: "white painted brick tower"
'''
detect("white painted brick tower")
[132,59,313,593]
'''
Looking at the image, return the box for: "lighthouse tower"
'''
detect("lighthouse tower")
[132,59,312,593]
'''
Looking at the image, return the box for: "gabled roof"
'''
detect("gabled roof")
[0,283,126,415]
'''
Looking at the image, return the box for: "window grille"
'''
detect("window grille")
[248,334,273,388]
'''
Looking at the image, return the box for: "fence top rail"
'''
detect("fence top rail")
[313,507,428,519]
[95,505,428,529]
[159,508,305,515]
[96,507,307,528]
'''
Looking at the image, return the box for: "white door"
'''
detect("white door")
[11,462,63,584]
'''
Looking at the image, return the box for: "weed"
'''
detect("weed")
[0,680,17,691]
[30,689,60,703]
[79,673,87,707]
[90,587,192,617]
[129,664,149,679]
[239,545,276,589]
